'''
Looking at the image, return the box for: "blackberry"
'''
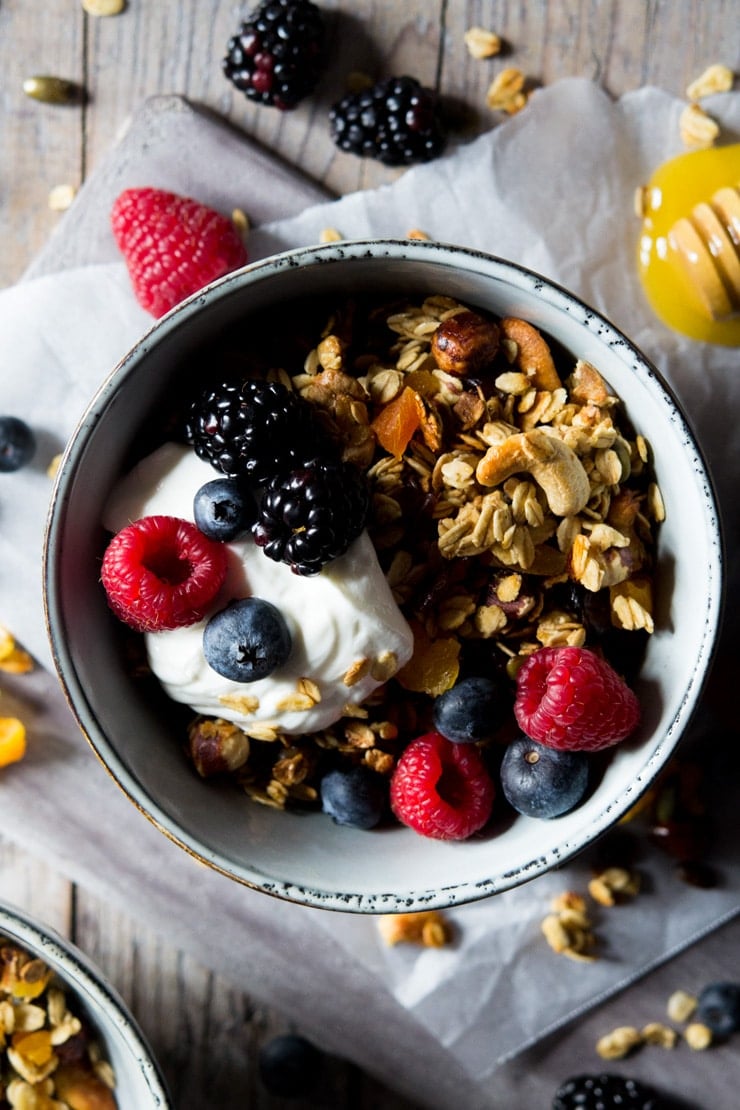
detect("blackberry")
[552,1073,667,1110]
[253,458,369,575]
[185,379,317,485]
[223,0,326,110]
[329,75,446,166]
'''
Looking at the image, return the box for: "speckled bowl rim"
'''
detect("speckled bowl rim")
[0,900,172,1106]
[43,239,724,912]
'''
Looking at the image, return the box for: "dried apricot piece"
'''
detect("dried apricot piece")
[0,717,27,767]
[396,621,460,696]
[371,386,423,457]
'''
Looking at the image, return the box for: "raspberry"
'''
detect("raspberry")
[514,646,641,752]
[101,516,228,632]
[390,731,495,840]
[111,188,248,317]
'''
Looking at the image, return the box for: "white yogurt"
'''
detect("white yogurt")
[103,443,414,735]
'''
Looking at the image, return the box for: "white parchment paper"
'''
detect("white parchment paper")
[1,79,739,1108]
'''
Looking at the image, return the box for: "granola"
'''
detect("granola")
[121,292,662,828]
[0,939,118,1108]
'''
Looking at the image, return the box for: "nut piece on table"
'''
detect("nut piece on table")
[377,911,453,948]
[431,311,500,376]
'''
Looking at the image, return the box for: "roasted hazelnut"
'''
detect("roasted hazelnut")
[187,717,250,777]
[431,311,500,376]
[54,1064,118,1110]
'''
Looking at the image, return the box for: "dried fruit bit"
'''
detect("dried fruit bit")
[0,626,33,674]
[514,646,641,752]
[22,75,80,104]
[686,64,734,100]
[595,1025,643,1060]
[0,718,27,768]
[390,731,495,840]
[371,386,424,458]
[684,1022,713,1050]
[100,516,228,632]
[396,622,460,697]
[666,989,697,1023]
[377,910,452,947]
[463,27,502,60]
[111,187,248,317]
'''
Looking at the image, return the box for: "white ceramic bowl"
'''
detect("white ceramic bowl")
[43,240,723,912]
[0,900,170,1106]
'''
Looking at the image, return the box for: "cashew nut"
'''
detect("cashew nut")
[476,428,590,517]
[500,317,562,391]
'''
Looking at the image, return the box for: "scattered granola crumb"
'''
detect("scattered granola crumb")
[48,183,77,211]
[463,27,502,60]
[588,866,641,906]
[319,227,343,244]
[684,1021,713,1050]
[0,718,27,768]
[377,910,453,947]
[82,0,126,14]
[231,208,250,237]
[641,1021,678,1048]
[679,102,720,148]
[542,893,597,961]
[406,229,431,241]
[0,625,33,675]
[46,452,63,479]
[667,989,698,1024]
[486,67,526,111]
[686,63,734,101]
[595,1025,643,1060]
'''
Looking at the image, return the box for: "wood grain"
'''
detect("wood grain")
[1,2,739,1107]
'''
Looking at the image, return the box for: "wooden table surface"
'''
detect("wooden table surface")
[1,3,739,1108]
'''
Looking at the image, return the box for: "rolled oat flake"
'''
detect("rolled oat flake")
[82,0,126,15]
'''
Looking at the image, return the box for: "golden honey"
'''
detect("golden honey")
[637,143,740,346]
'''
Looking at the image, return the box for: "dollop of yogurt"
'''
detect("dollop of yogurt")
[103,443,414,736]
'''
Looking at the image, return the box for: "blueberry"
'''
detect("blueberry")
[696,981,740,1040]
[258,1033,323,1098]
[203,598,291,682]
[0,416,36,473]
[500,736,589,819]
[193,477,256,541]
[320,765,387,829]
[433,675,509,743]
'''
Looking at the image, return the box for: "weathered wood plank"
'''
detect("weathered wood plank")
[0,0,85,286]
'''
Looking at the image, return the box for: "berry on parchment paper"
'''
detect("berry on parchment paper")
[329,75,446,166]
[223,0,326,110]
[111,188,247,317]
[101,515,228,632]
[514,645,641,752]
[390,731,495,840]
[0,416,36,473]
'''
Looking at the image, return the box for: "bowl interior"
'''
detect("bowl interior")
[0,902,170,1107]
[44,241,723,911]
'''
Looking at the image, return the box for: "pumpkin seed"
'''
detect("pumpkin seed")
[23,76,79,105]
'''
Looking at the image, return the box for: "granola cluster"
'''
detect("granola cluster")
[0,939,117,1109]
[184,293,662,814]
